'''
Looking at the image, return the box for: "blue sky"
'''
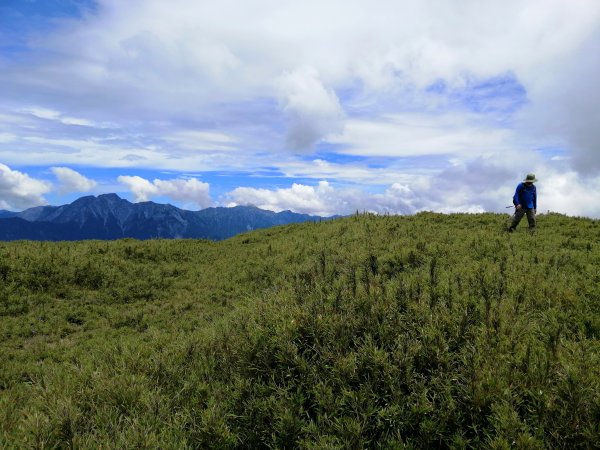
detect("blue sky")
[1,0,600,216]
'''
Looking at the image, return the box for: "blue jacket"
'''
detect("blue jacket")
[513,183,536,209]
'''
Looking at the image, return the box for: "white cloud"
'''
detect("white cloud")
[228,181,353,216]
[227,180,419,216]
[517,26,600,173]
[22,107,97,127]
[0,163,51,210]
[165,130,238,151]
[50,167,98,194]
[538,172,600,217]
[226,152,600,218]
[117,175,212,209]
[276,66,344,151]
[27,0,596,96]
[60,117,96,127]
[0,133,17,143]
[329,113,515,157]
[277,158,423,186]
[2,1,598,166]
[23,107,62,121]
[117,176,155,201]
[0,140,247,174]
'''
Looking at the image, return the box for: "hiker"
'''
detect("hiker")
[508,173,537,232]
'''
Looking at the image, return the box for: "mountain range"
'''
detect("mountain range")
[0,194,331,241]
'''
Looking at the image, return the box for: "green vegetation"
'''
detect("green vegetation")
[1,212,599,448]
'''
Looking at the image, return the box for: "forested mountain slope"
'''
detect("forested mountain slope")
[0,193,329,241]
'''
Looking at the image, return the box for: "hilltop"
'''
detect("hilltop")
[0,212,599,448]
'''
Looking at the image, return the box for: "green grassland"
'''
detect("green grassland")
[1,212,599,448]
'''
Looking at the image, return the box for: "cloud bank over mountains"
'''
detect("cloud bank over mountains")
[3,161,600,219]
[1,0,599,217]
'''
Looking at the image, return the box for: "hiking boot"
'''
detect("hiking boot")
[507,226,515,233]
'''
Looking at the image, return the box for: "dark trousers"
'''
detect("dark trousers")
[510,208,536,230]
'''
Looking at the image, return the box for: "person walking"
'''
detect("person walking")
[508,173,537,232]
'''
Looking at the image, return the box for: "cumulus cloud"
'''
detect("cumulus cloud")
[51,167,97,194]
[404,156,600,217]
[427,151,600,218]
[228,181,340,216]
[226,151,600,218]
[117,176,156,202]
[228,180,413,216]
[117,175,212,209]
[0,163,51,210]
[276,66,344,151]
[535,172,600,217]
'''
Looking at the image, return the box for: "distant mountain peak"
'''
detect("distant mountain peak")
[0,194,332,241]
[72,195,96,202]
[73,193,129,204]
[0,209,18,219]
[98,193,126,202]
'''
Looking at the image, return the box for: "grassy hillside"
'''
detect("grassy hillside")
[1,212,599,448]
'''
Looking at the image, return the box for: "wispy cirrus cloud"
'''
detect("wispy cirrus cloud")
[0,133,16,143]
[328,112,516,158]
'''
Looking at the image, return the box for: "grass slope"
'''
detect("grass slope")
[1,212,599,448]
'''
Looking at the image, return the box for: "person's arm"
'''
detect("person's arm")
[513,183,522,208]
[533,186,537,210]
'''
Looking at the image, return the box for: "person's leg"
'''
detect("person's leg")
[509,208,525,231]
[526,209,536,230]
